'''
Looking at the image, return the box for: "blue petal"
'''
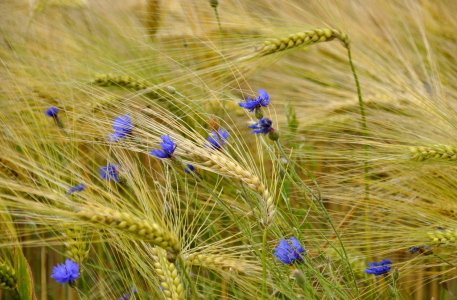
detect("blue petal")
[45,106,59,117]
[289,237,305,253]
[150,149,169,158]
[238,100,260,111]
[257,89,270,106]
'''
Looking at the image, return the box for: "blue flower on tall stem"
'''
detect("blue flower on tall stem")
[206,128,229,150]
[50,259,81,285]
[45,106,59,117]
[109,113,134,141]
[149,135,177,158]
[98,164,121,182]
[238,89,270,112]
[364,259,392,276]
[248,118,274,134]
[273,237,306,265]
[66,183,86,195]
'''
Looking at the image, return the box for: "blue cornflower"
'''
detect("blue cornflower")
[50,259,81,285]
[98,164,120,182]
[149,135,177,158]
[273,237,306,265]
[248,118,274,134]
[109,114,134,141]
[45,106,59,117]
[206,128,229,150]
[184,164,195,174]
[66,183,86,195]
[364,259,392,276]
[238,89,270,111]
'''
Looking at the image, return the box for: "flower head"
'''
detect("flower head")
[66,183,86,195]
[206,128,229,150]
[149,135,177,158]
[238,89,270,111]
[50,259,81,285]
[45,106,59,117]
[273,237,306,265]
[98,164,120,182]
[364,259,392,276]
[248,118,273,134]
[109,113,134,141]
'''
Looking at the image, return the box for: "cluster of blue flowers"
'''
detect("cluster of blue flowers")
[238,89,278,140]
[273,237,306,265]
[50,259,81,285]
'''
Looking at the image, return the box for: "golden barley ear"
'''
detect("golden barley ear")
[186,145,276,227]
[257,28,350,55]
[151,248,185,300]
[76,206,180,254]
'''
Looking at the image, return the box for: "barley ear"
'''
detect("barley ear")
[152,248,185,300]
[76,206,180,254]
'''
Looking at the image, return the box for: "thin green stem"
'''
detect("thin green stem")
[261,228,268,300]
[347,47,368,201]
[178,255,199,300]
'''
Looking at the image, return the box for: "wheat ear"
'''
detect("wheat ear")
[428,228,457,244]
[186,146,275,227]
[257,29,350,54]
[152,248,185,300]
[76,206,180,254]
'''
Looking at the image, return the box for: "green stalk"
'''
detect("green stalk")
[347,47,368,201]
[261,228,268,300]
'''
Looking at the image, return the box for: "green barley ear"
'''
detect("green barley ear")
[428,228,457,244]
[410,145,457,161]
[91,73,151,90]
[63,227,89,266]
[0,262,17,290]
[285,103,299,134]
[151,248,185,300]
[76,206,180,254]
[185,253,248,275]
[257,29,350,55]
